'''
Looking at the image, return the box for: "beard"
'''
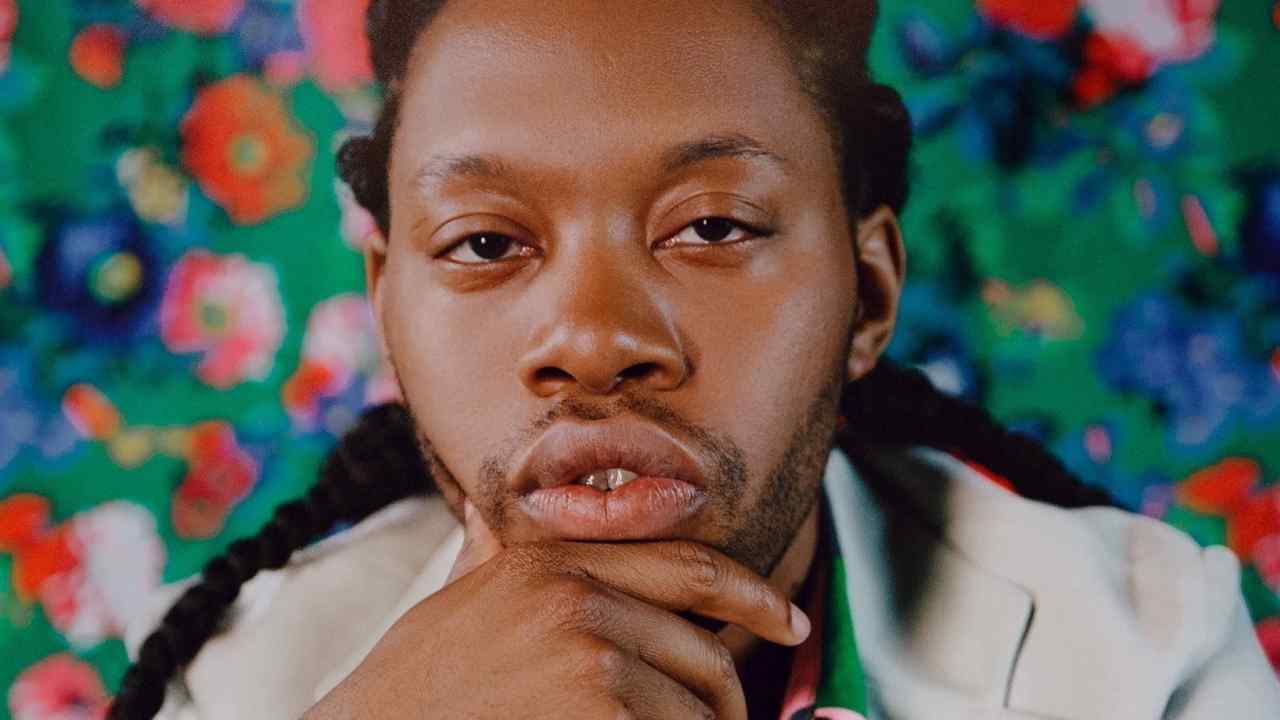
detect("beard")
[393,359,845,579]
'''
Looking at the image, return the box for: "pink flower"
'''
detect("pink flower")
[133,0,245,36]
[335,178,381,251]
[1083,0,1220,68]
[39,503,166,647]
[160,250,285,389]
[283,294,397,428]
[296,0,374,92]
[8,653,109,720]
[0,495,165,649]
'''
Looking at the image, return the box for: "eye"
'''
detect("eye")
[665,217,763,248]
[441,232,528,265]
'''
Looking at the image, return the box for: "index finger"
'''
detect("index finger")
[522,540,811,647]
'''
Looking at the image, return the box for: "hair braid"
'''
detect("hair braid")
[108,405,431,719]
[837,360,1113,509]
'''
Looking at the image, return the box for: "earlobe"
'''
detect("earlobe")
[846,206,907,382]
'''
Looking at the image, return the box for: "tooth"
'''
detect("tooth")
[576,468,638,491]
[608,469,638,490]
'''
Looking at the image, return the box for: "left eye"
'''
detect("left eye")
[668,217,757,246]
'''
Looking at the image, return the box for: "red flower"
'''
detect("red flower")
[1176,458,1280,589]
[8,653,109,720]
[69,25,126,89]
[171,421,259,539]
[0,0,17,73]
[0,495,76,604]
[977,0,1080,40]
[133,0,244,36]
[296,0,374,92]
[180,75,313,225]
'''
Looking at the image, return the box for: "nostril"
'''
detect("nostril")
[532,367,574,385]
[619,362,660,382]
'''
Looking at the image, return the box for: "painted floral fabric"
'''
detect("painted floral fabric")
[0,0,1277,714]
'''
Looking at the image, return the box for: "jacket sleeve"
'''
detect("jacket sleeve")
[1166,562,1280,718]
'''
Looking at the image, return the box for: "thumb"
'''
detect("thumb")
[445,499,502,586]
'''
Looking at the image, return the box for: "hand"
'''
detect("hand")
[304,500,810,719]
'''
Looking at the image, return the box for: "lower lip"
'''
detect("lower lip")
[517,477,707,541]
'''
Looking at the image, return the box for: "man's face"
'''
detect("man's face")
[369,0,900,576]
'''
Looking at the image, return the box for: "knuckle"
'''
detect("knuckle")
[744,579,781,616]
[566,579,617,631]
[575,637,632,690]
[691,699,716,720]
[542,576,606,628]
[708,639,737,687]
[672,541,721,597]
[761,585,792,627]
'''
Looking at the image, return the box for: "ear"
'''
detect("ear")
[846,205,906,382]
[363,228,392,360]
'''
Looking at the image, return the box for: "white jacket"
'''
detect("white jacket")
[126,444,1280,719]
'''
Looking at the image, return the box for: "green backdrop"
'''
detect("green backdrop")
[1,0,1278,715]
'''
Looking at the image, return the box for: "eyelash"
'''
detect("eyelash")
[440,216,771,266]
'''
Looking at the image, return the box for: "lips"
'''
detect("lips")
[513,420,709,493]
[511,420,711,541]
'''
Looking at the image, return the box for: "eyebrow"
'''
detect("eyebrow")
[412,132,788,190]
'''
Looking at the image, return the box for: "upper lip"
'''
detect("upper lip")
[513,419,708,493]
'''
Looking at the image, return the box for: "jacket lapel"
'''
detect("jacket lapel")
[824,445,1040,718]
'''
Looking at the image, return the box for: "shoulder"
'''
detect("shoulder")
[124,494,461,720]
[842,444,1279,717]
[904,444,1252,654]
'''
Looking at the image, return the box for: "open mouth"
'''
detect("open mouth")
[511,420,711,540]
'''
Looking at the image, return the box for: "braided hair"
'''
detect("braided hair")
[109,1,1112,717]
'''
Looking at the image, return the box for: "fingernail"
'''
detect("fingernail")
[789,602,811,641]
[463,499,475,521]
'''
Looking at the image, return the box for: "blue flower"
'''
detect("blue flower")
[34,208,165,342]
[0,350,81,488]
[1097,292,1280,450]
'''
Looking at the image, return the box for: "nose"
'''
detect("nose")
[517,242,689,398]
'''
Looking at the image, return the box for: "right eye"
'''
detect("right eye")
[441,233,527,265]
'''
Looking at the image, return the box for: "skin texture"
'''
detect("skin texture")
[317,0,907,716]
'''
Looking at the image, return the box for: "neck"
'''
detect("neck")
[721,500,821,713]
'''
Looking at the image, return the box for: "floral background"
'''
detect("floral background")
[0,0,1277,715]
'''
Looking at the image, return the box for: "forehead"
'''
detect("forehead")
[390,0,834,193]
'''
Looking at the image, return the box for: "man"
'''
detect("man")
[113,1,1280,718]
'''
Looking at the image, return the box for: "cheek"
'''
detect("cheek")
[379,250,526,491]
[682,231,856,497]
